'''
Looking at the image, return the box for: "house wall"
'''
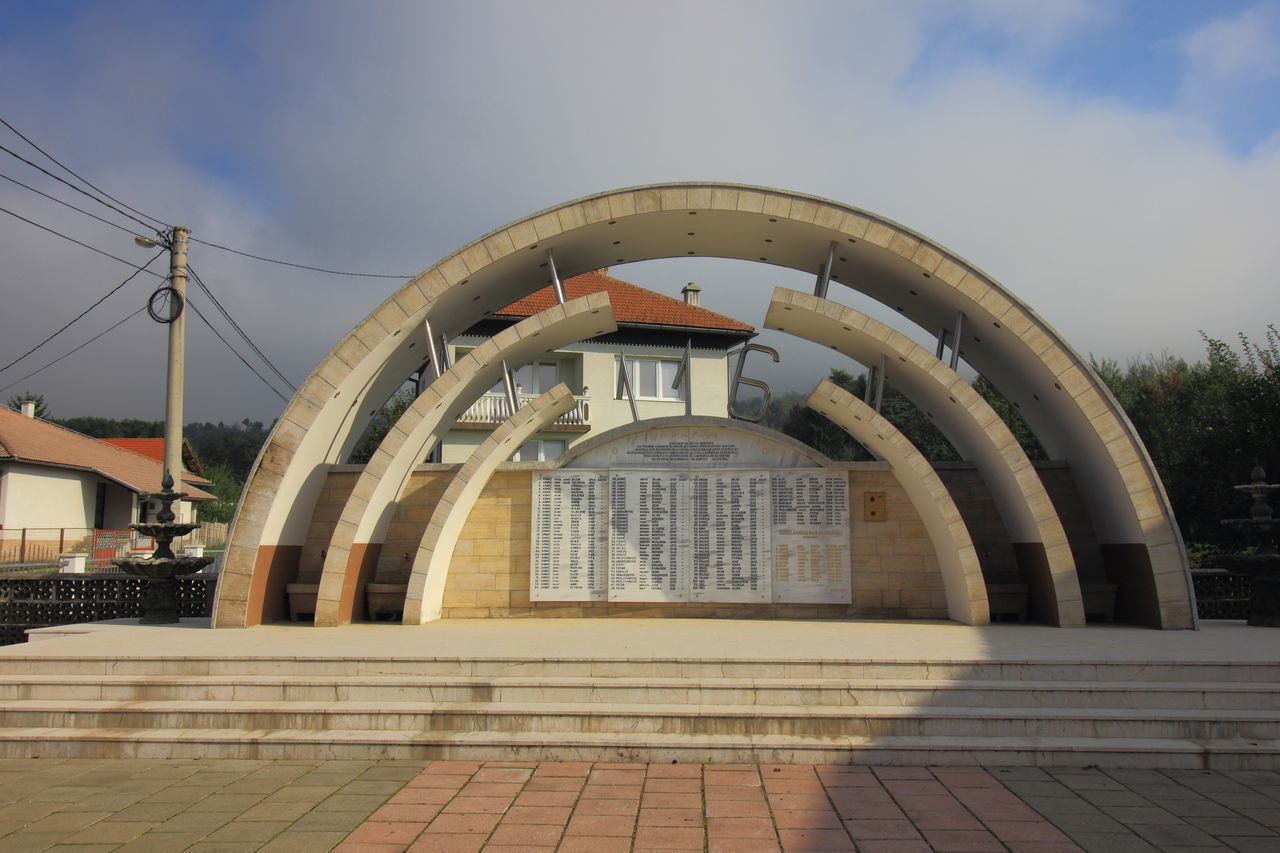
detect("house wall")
[0,463,98,529]
[0,462,197,535]
[442,340,734,464]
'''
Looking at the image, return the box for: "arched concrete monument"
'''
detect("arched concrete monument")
[213,182,1194,629]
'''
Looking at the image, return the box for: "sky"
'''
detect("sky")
[0,0,1277,425]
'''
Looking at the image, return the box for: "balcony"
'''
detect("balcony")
[454,392,591,430]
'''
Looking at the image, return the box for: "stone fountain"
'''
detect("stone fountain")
[1213,466,1280,627]
[113,475,213,624]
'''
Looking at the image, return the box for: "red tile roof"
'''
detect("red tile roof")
[0,408,214,500]
[492,270,755,334]
[99,437,209,483]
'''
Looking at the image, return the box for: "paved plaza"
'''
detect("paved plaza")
[0,758,1276,852]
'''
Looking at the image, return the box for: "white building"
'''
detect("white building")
[441,269,756,463]
[0,402,213,537]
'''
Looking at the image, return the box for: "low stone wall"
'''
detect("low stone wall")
[0,575,217,645]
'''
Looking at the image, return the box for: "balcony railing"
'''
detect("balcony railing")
[456,392,590,426]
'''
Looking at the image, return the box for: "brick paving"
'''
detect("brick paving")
[0,759,1276,851]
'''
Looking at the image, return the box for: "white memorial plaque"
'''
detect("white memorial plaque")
[770,472,851,603]
[609,471,688,601]
[530,472,608,601]
[692,472,771,602]
[530,430,852,605]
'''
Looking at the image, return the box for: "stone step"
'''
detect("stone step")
[2,699,1277,741]
[1,655,1276,683]
[0,725,1275,769]
[0,674,1275,710]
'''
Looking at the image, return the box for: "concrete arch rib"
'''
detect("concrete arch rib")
[216,182,1190,629]
[808,380,989,625]
[403,384,579,625]
[766,289,1085,627]
[309,294,616,626]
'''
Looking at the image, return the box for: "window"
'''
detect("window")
[512,439,566,462]
[490,361,559,395]
[615,356,684,401]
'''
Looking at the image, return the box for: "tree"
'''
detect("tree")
[1091,325,1279,553]
[6,391,48,418]
[199,464,243,524]
[774,368,959,461]
[348,387,418,464]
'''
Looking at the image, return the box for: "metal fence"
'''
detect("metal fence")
[1191,568,1251,620]
[0,523,228,571]
[0,574,217,645]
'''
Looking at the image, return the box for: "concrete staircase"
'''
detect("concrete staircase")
[0,650,1276,768]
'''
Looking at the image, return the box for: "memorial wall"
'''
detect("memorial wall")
[296,422,969,620]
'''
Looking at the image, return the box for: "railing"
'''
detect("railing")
[0,523,229,572]
[456,392,590,426]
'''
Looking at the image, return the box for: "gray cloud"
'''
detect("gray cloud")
[1,0,1276,425]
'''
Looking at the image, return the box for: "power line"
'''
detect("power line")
[0,142,163,237]
[0,249,165,376]
[188,236,415,279]
[0,307,146,396]
[0,170,154,241]
[0,116,167,230]
[187,263,296,390]
[185,296,291,403]
[3,118,410,280]
[0,205,168,274]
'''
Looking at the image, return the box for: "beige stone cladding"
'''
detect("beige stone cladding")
[305,465,948,621]
[372,470,452,585]
[935,463,1109,586]
[296,470,360,585]
[847,469,948,620]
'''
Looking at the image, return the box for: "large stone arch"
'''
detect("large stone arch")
[403,383,582,625]
[766,288,1085,627]
[806,380,989,625]
[214,182,1193,629]
[311,294,615,626]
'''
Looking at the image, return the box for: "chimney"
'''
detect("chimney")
[681,282,701,307]
[19,400,36,419]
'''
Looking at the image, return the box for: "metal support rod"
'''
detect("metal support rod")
[422,318,442,381]
[163,226,189,491]
[935,328,947,361]
[682,340,692,417]
[439,333,453,370]
[949,312,965,370]
[500,359,519,415]
[616,358,639,422]
[863,366,876,403]
[813,241,836,299]
[546,249,566,304]
[873,354,887,414]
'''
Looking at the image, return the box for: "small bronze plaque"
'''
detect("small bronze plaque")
[864,491,886,522]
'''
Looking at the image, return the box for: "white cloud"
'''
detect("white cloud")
[1177,2,1280,148]
[1183,3,1280,79]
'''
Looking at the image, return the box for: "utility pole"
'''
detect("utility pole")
[163,226,189,491]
